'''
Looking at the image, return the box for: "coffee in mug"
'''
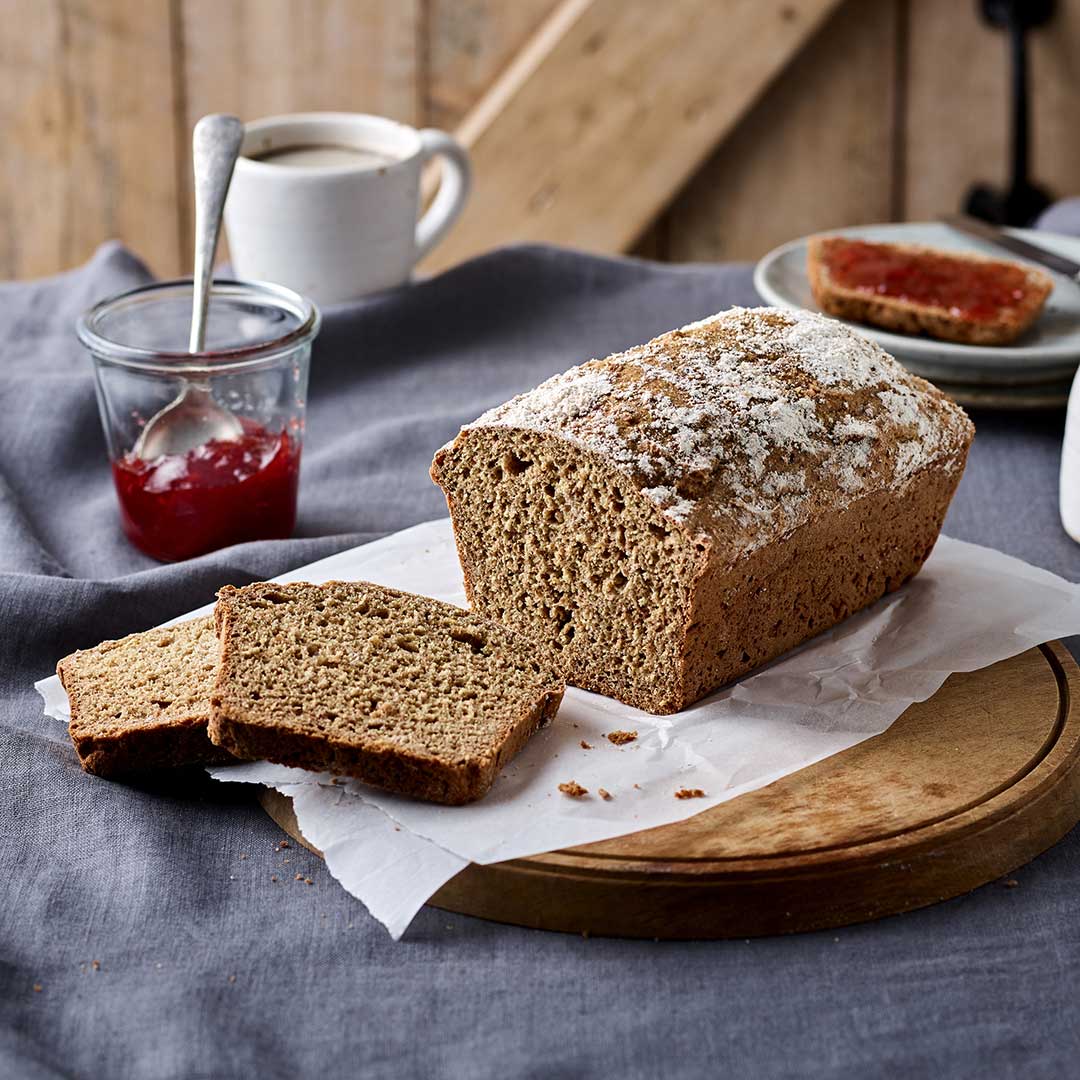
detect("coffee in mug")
[247,143,399,170]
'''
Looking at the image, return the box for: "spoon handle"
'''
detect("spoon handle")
[190,114,244,354]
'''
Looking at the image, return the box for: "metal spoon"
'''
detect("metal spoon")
[133,114,246,460]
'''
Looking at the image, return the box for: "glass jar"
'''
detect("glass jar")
[77,279,320,562]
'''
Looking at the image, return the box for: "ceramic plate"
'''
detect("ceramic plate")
[753,221,1080,386]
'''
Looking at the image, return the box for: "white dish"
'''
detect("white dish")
[753,221,1080,386]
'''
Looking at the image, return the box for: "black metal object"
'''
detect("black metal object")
[964,0,1056,226]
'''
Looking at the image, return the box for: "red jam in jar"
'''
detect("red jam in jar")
[112,419,300,561]
[819,237,1032,321]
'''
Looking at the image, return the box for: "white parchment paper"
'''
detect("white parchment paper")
[36,519,1080,938]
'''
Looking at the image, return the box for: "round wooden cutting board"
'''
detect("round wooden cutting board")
[260,641,1080,939]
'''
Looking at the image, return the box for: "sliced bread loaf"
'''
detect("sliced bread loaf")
[431,306,974,714]
[57,616,232,778]
[209,581,565,805]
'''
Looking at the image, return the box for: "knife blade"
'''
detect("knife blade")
[941,214,1080,280]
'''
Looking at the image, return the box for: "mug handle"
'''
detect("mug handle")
[414,129,472,262]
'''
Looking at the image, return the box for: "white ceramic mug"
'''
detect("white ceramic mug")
[224,112,471,305]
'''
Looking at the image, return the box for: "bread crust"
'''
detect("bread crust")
[807,235,1053,346]
[670,455,967,712]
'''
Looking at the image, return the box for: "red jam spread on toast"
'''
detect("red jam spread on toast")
[112,420,300,561]
[818,237,1033,321]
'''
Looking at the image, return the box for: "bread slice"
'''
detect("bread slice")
[807,235,1053,346]
[209,581,565,805]
[57,616,232,778]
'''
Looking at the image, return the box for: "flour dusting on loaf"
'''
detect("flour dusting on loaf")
[465,307,971,553]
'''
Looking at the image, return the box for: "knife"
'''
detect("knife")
[941,214,1080,282]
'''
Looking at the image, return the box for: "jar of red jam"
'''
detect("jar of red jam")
[77,280,320,562]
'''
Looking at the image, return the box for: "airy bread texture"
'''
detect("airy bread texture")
[57,616,230,778]
[807,236,1053,346]
[210,580,564,805]
[432,306,974,715]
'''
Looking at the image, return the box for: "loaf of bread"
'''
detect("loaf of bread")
[209,581,565,804]
[431,306,974,715]
[807,235,1052,346]
[57,616,232,777]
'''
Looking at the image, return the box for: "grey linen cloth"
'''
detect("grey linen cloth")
[3,213,1080,1078]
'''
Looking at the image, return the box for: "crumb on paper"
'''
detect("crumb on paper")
[32,984,42,993]
[599,788,613,801]
[295,873,304,881]
[580,740,592,750]
[633,783,641,790]
[270,875,278,883]
[1004,878,1019,888]
[559,781,588,798]
[91,960,101,972]
[675,788,705,800]
[227,974,237,984]
[607,730,637,746]
[277,840,290,849]
[305,878,314,886]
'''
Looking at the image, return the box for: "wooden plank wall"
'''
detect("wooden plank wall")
[666,0,901,263]
[2,1,182,279]
[420,0,847,273]
[2,0,1079,280]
